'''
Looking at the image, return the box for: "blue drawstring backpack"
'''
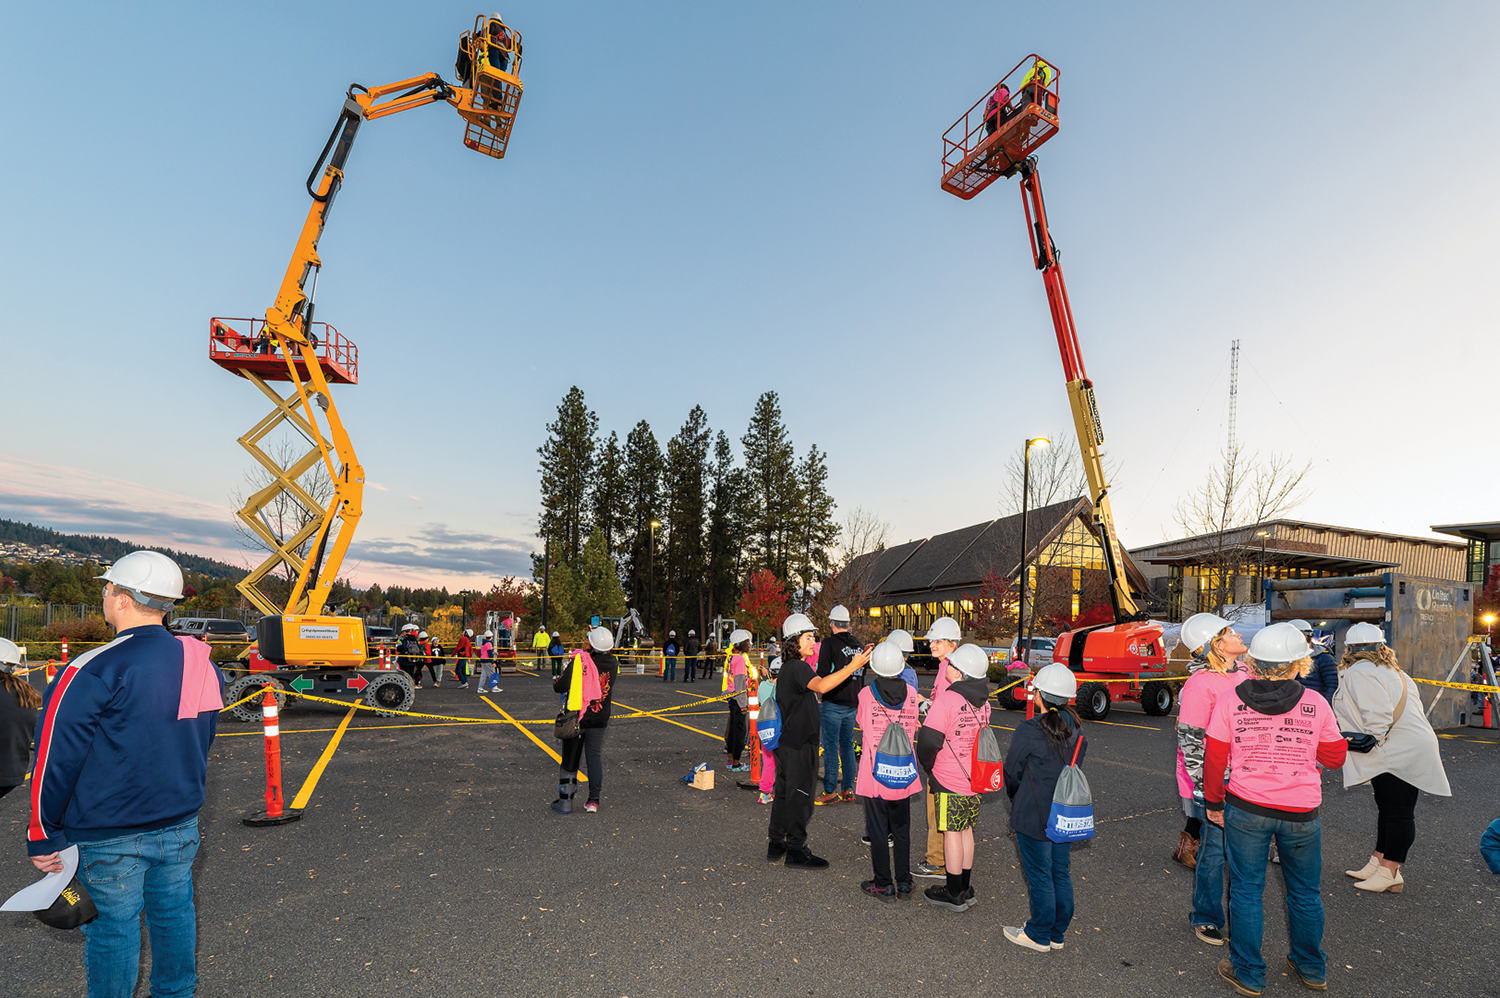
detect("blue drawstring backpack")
[757,688,782,751]
[872,719,919,790]
[1046,737,1094,842]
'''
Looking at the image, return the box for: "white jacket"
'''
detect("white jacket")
[1332,662,1451,795]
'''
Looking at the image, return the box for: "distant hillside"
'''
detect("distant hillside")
[0,518,244,579]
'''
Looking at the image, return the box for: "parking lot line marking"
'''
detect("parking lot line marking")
[613,697,722,742]
[482,697,587,780]
[289,707,356,810]
[216,719,501,737]
[1089,718,1160,731]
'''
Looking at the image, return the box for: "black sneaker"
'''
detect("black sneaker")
[767,841,786,863]
[922,885,967,911]
[896,879,915,899]
[784,848,830,869]
[860,879,896,903]
[1194,924,1227,946]
[961,886,977,910]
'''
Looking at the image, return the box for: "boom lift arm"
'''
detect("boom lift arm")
[1015,158,1138,623]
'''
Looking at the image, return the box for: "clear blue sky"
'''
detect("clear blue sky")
[2,2,1496,589]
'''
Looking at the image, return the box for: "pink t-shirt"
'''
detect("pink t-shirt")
[923,688,992,795]
[1205,687,1341,813]
[856,684,923,800]
[1175,666,1248,797]
[931,657,953,700]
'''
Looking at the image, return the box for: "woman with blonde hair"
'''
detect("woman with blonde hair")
[1332,622,1450,894]
[1173,613,1249,947]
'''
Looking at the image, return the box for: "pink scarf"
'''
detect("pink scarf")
[177,637,224,719]
[577,651,603,704]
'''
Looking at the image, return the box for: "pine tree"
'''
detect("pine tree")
[621,420,664,625]
[576,527,628,627]
[590,430,626,556]
[792,443,838,608]
[740,391,798,581]
[537,387,599,562]
[705,431,748,628]
[663,406,711,637]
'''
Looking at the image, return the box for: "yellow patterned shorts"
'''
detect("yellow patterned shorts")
[935,791,981,832]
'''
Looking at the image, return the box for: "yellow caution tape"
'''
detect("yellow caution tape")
[1412,676,1500,694]
[219,683,278,713]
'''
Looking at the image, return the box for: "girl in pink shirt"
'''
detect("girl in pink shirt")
[854,642,923,901]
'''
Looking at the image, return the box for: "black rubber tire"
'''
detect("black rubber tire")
[363,673,414,717]
[224,675,287,723]
[1076,682,1111,721]
[1141,682,1175,716]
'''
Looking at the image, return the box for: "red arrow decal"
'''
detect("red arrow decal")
[346,674,368,692]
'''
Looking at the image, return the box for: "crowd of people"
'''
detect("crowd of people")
[0,548,1493,996]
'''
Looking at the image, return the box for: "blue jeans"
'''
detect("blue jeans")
[819,701,857,793]
[1189,798,1228,929]
[1223,806,1326,991]
[1482,819,1500,874]
[77,817,201,998]
[1016,831,1074,945]
[664,656,677,681]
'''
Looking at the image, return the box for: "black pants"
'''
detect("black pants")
[1371,772,1420,863]
[400,661,420,683]
[725,700,747,761]
[863,795,912,888]
[0,785,15,800]
[561,727,608,802]
[418,660,441,684]
[769,743,817,850]
[685,656,698,681]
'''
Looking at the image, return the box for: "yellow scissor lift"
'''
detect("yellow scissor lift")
[211,15,523,720]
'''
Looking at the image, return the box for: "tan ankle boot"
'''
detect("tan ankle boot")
[1353,866,1403,893]
[1173,830,1200,870]
[1344,854,1380,880]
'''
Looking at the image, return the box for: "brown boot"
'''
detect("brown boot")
[1173,830,1200,870]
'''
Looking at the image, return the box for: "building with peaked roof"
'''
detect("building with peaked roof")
[841,498,1152,637]
[1129,519,1466,621]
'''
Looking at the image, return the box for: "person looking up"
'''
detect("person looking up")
[815,605,863,806]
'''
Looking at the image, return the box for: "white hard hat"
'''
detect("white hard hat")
[886,628,914,654]
[465,628,474,636]
[551,631,559,638]
[688,630,696,637]
[948,643,990,679]
[482,630,493,638]
[96,551,184,611]
[781,613,815,639]
[870,640,905,678]
[728,629,752,646]
[828,605,850,624]
[0,638,23,672]
[1345,622,1386,647]
[588,626,614,652]
[1247,622,1311,665]
[1287,619,1314,633]
[669,630,676,637]
[418,630,428,639]
[1179,613,1232,658]
[925,617,961,643]
[1032,663,1078,701]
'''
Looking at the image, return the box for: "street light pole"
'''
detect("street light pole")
[1018,437,1050,668]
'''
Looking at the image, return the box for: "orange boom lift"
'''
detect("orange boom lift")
[209,15,523,718]
[941,56,1172,721]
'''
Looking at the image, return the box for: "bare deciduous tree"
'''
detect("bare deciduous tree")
[1173,448,1312,619]
[809,506,890,636]
[998,431,1122,517]
[230,435,336,590]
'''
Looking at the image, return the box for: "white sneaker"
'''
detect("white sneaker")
[1004,926,1052,952]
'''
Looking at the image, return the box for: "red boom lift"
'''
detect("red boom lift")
[941,56,1174,721]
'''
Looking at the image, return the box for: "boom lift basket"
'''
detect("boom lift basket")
[456,14,523,159]
[209,317,359,385]
[941,55,1059,200]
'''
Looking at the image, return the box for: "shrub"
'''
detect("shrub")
[41,617,114,642]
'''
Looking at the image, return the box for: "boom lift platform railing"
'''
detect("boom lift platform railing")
[211,16,521,706]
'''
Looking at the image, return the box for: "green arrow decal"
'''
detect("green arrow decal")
[290,676,314,693]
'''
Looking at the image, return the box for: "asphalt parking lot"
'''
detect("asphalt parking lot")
[5,665,1498,997]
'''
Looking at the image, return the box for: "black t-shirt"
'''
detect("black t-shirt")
[775,657,821,749]
[0,683,39,785]
[553,652,620,728]
[816,631,864,708]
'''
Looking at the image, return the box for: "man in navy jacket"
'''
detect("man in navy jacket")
[27,552,222,998]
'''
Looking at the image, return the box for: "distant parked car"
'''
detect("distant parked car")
[1005,635,1056,669]
[169,618,250,642]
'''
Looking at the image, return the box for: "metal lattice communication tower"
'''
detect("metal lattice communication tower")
[1228,339,1240,458]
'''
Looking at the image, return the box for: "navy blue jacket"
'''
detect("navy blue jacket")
[1002,711,1086,841]
[1302,651,1339,704]
[28,625,222,855]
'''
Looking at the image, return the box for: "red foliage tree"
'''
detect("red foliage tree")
[1044,603,1115,632]
[963,570,1017,642]
[1478,565,1500,632]
[469,578,531,623]
[736,569,790,642]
